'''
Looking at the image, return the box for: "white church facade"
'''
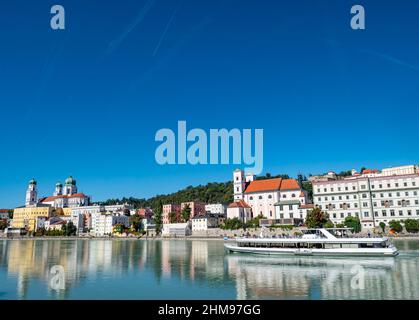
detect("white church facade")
[25,176,90,208]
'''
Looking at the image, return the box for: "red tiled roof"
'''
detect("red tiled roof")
[244,178,282,193]
[362,169,380,174]
[299,204,314,209]
[41,193,87,202]
[0,209,10,213]
[280,179,300,191]
[228,200,251,208]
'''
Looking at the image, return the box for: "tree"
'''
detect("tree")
[389,220,403,233]
[153,199,163,234]
[113,223,125,234]
[62,221,77,236]
[379,222,386,233]
[0,219,8,230]
[169,212,178,223]
[403,219,419,233]
[222,218,244,230]
[181,204,191,222]
[305,208,330,228]
[324,220,335,229]
[302,181,313,201]
[245,214,263,229]
[8,209,13,220]
[129,214,143,232]
[344,216,361,233]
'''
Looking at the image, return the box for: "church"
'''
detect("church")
[26,176,90,208]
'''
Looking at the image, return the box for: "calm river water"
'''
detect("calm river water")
[0,239,418,300]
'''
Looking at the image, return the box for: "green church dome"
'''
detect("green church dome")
[65,176,76,185]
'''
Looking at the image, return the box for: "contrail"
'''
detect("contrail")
[152,8,178,57]
[361,49,419,72]
[107,0,155,53]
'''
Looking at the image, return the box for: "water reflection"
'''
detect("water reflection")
[0,239,418,299]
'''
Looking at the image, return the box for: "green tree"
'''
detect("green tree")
[0,219,8,230]
[222,218,244,230]
[153,199,163,234]
[389,220,403,233]
[324,220,335,229]
[62,221,77,236]
[403,219,419,233]
[113,223,125,234]
[8,209,13,220]
[344,216,361,233]
[379,222,386,233]
[305,208,330,228]
[245,214,263,228]
[302,181,313,201]
[169,212,178,223]
[181,204,192,222]
[129,214,143,231]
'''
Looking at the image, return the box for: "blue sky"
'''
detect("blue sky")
[0,0,418,207]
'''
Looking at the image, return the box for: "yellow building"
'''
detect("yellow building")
[12,205,64,231]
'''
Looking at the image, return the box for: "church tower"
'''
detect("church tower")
[64,176,77,195]
[233,169,246,200]
[25,179,38,207]
[54,182,63,196]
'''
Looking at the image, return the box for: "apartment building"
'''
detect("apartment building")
[313,165,419,230]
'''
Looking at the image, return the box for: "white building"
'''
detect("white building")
[227,200,252,223]
[192,214,219,232]
[205,204,226,215]
[91,213,129,236]
[232,169,308,221]
[39,176,91,208]
[313,165,419,230]
[162,222,192,237]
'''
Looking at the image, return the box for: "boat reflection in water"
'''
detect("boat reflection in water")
[225,252,419,300]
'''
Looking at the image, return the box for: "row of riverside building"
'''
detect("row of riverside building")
[227,164,419,231]
[7,176,143,237]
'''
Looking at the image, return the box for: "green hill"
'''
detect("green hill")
[97,181,234,210]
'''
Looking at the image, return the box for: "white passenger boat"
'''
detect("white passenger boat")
[224,228,399,257]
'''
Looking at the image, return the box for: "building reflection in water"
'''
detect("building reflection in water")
[0,239,419,299]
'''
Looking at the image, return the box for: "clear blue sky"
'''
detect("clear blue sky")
[1,0,418,208]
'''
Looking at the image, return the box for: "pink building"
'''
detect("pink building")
[181,201,206,220]
[138,207,153,220]
[162,204,181,224]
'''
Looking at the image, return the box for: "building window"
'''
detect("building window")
[390,210,395,216]
[340,213,344,218]
[279,205,283,211]
[408,210,412,216]
[249,196,253,200]
[324,188,327,192]
[395,183,399,187]
[292,194,296,198]
[387,184,391,188]
[333,213,336,218]
[331,188,334,192]
[282,194,286,198]
[259,196,263,200]
[364,212,369,217]
[371,185,375,189]
[399,210,403,216]
[361,185,366,189]
[289,205,293,210]
[268,195,272,199]
[404,182,408,187]
[382,210,387,217]
[416,210,419,216]
[339,196,342,200]
[374,211,378,217]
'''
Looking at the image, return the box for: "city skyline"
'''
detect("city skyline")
[1,0,419,207]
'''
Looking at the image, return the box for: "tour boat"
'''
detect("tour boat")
[224,228,399,257]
